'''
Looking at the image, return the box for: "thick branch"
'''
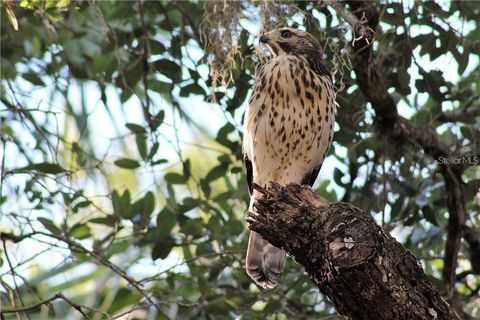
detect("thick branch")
[332,1,469,307]
[247,183,460,320]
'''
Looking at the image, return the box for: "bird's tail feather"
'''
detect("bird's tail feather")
[246,231,285,289]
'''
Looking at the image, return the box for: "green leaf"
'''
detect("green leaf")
[422,206,438,226]
[264,300,282,313]
[72,200,91,212]
[117,58,142,90]
[180,217,203,238]
[200,179,211,198]
[151,237,174,260]
[153,59,182,82]
[179,83,206,97]
[149,80,171,94]
[164,172,187,185]
[316,180,337,202]
[178,197,200,214]
[464,179,480,201]
[151,159,168,166]
[114,159,140,169]
[108,288,142,314]
[126,123,146,134]
[150,39,166,54]
[112,190,131,217]
[70,224,91,240]
[125,191,155,221]
[38,217,61,234]
[156,208,177,239]
[56,0,71,9]
[170,35,182,59]
[15,162,65,174]
[37,162,65,174]
[216,123,236,150]
[183,159,191,180]
[45,0,57,9]
[333,168,345,187]
[204,164,228,183]
[23,73,45,86]
[136,133,148,159]
[151,110,165,130]
[148,142,159,160]
[88,216,117,226]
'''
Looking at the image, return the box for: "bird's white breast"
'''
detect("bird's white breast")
[244,55,335,186]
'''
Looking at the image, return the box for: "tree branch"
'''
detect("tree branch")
[329,1,469,310]
[138,0,154,131]
[437,94,480,123]
[438,106,480,123]
[0,292,90,319]
[247,183,460,320]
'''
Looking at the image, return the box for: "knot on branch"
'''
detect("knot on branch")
[325,209,379,268]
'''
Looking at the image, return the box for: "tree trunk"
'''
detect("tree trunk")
[246,183,460,320]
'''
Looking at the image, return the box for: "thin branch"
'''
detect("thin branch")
[437,95,480,123]
[0,293,59,315]
[1,231,158,310]
[0,292,90,319]
[138,0,154,131]
[1,240,30,319]
[0,137,6,214]
[172,1,202,45]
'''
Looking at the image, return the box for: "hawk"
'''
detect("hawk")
[243,28,336,289]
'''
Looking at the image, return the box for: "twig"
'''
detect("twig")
[172,1,202,44]
[138,0,154,131]
[437,94,480,123]
[1,231,158,310]
[0,292,90,319]
[0,293,59,315]
[1,240,30,319]
[0,137,6,214]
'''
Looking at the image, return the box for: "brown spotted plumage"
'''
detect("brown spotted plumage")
[243,28,336,289]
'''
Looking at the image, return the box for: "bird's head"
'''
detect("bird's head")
[259,28,321,57]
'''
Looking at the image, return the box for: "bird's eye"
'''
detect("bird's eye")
[280,30,292,38]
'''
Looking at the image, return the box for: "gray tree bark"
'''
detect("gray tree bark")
[247,183,460,320]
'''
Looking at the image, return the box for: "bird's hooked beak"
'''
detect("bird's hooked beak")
[259,31,279,56]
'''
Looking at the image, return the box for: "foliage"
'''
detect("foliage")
[0,0,479,319]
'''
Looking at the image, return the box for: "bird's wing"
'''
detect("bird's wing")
[301,165,321,187]
[244,154,253,195]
